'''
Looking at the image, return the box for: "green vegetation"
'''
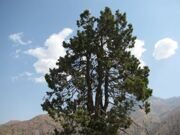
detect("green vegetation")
[42,7,152,135]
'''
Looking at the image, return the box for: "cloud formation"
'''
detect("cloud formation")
[25,28,73,83]
[15,49,21,58]
[153,38,178,60]
[12,72,33,82]
[9,32,32,45]
[129,39,146,67]
[34,76,46,83]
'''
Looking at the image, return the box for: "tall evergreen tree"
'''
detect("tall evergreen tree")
[42,7,152,135]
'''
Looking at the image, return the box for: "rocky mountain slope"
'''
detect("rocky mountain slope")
[0,114,61,135]
[155,107,180,135]
[0,96,180,135]
[125,96,180,135]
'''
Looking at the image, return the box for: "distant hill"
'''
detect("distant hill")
[156,107,180,135]
[125,96,180,135]
[0,114,61,135]
[0,96,180,135]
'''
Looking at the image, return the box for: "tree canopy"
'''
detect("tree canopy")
[42,7,152,135]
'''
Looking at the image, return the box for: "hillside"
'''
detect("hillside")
[125,96,180,135]
[156,107,180,135]
[0,114,61,135]
[0,97,180,135]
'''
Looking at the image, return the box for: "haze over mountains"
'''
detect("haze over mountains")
[0,96,180,135]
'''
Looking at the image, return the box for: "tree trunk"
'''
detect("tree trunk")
[86,55,93,113]
[103,70,109,112]
[95,59,103,116]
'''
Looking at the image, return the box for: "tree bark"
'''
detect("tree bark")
[86,54,94,113]
[95,59,103,116]
[103,70,109,112]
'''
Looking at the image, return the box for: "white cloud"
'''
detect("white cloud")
[24,72,33,76]
[34,76,46,83]
[128,39,146,67]
[15,49,21,58]
[153,38,178,60]
[9,32,32,45]
[11,72,46,84]
[12,72,33,82]
[25,28,73,83]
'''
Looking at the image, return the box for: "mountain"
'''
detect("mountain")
[0,97,180,135]
[156,106,180,135]
[0,114,61,135]
[125,96,180,135]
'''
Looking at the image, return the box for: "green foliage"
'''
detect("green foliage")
[42,7,152,135]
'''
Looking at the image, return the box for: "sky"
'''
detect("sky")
[0,0,180,124]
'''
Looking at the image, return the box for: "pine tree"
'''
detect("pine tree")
[42,7,152,135]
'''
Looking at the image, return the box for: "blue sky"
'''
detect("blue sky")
[1,0,180,124]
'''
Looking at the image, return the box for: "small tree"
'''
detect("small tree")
[42,7,152,135]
